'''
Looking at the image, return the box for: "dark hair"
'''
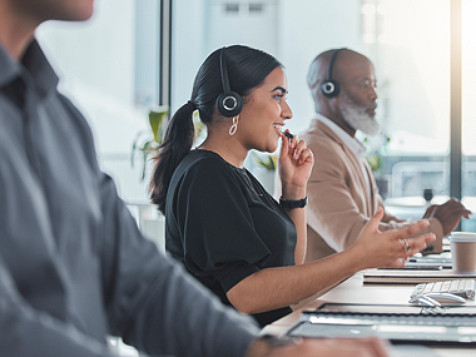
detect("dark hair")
[150,45,282,214]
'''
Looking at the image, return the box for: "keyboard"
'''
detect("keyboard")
[288,309,476,344]
[411,279,476,300]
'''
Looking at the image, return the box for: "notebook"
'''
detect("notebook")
[379,256,452,270]
[404,256,452,270]
[363,268,476,284]
[286,303,476,344]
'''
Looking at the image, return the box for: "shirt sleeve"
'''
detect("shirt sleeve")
[307,137,443,253]
[306,139,373,252]
[174,158,272,292]
[0,255,119,357]
[0,177,255,357]
[98,173,259,357]
[60,96,259,357]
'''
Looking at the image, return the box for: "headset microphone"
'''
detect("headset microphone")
[321,48,346,98]
[216,48,243,117]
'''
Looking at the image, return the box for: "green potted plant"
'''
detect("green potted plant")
[251,151,278,193]
[253,152,278,171]
[130,106,169,180]
[131,107,205,180]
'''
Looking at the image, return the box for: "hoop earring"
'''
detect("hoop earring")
[228,116,239,136]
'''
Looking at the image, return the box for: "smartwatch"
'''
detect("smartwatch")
[279,196,308,209]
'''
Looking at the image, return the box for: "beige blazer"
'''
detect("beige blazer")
[301,120,443,262]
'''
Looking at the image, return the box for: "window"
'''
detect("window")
[171,0,476,226]
[463,0,476,230]
[374,0,450,200]
[36,0,161,203]
[172,0,453,198]
[35,0,474,225]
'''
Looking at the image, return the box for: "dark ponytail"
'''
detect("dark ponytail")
[149,101,195,214]
[150,45,281,214]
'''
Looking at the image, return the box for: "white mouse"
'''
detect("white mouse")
[423,292,467,304]
[409,293,467,306]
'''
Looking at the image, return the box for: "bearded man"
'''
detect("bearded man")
[302,48,470,261]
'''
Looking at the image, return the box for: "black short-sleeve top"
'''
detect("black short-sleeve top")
[165,149,297,326]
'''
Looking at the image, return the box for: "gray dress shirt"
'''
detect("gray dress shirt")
[0,40,258,357]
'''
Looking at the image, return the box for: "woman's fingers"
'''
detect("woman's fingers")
[298,148,314,165]
[363,227,435,269]
[363,208,384,233]
[356,213,436,269]
[283,138,314,166]
[382,233,435,268]
[292,139,306,159]
[406,233,435,255]
[395,233,434,257]
[387,219,430,240]
[279,131,290,160]
[279,133,301,162]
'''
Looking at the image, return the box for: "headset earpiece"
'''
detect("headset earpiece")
[321,80,339,98]
[216,92,243,117]
[321,48,345,98]
[216,48,243,117]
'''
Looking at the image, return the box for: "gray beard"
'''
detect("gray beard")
[339,94,379,136]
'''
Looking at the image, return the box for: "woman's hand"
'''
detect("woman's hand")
[350,208,436,269]
[278,131,314,198]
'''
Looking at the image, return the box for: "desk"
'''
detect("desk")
[262,271,476,356]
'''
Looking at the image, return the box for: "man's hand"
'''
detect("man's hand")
[247,336,389,357]
[423,199,471,236]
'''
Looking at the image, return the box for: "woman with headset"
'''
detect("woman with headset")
[150,45,435,327]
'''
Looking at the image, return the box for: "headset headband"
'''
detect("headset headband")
[216,47,243,117]
[327,48,345,82]
[219,48,231,93]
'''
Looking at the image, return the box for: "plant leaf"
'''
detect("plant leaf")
[253,152,277,170]
[149,108,168,144]
[141,149,148,180]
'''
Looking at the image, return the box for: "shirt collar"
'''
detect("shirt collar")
[314,113,367,161]
[0,39,59,96]
[0,42,21,87]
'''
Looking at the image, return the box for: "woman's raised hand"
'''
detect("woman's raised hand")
[350,208,436,269]
[278,132,314,194]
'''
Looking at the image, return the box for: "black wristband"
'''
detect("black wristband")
[279,196,308,209]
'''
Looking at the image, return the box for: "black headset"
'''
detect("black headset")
[216,48,243,117]
[321,48,346,98]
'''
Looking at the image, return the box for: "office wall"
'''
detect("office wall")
[36,0,153,201]
[278,0,367,134]
[37,0,145,156]
[171,0,280,113]
[35,0,460,202]
[172,0,368,135]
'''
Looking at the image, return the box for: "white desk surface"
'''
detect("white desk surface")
[262,271,476,356]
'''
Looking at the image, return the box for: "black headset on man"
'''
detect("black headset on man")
[320,48,346,98]
[216,47,244,117]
